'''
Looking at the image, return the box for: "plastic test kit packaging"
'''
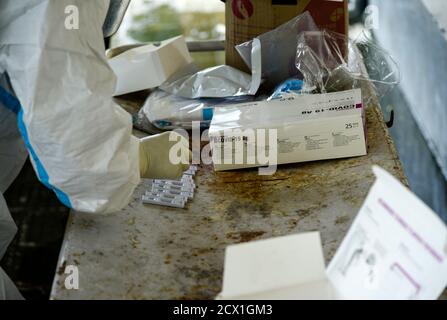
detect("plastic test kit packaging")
[142,166,198,209]
[159,38,262,99]
[235,11,319,89]
[209,88,367,171]
[141,89,255,130]
[108,35,193,96]
[217,166,447,300]
[225,2,348,72]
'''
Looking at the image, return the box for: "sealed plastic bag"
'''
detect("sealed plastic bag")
[295,30,400,103]
[141,89,254,130]
[236,11,319,88]
[159,39,262,99]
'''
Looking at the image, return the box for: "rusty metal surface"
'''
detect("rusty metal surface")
[51,97,411,300]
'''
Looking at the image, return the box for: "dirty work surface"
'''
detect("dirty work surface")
[51,101,410,300]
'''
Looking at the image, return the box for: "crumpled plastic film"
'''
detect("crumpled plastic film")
[295,30,400,105]
[236,11,319,88]
[267,78,305,101]
[141,89,254,130]
[355,31,401,102]
[159,39,262,99]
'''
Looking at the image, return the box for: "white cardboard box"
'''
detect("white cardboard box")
[108,35,192,96]
[209,89,367,172]
[217,166,447,300]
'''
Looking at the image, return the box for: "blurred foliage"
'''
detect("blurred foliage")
[126,1,225,68]
[128,3,183,42]
[180,11,225,41]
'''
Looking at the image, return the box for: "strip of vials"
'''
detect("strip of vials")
[142,165,197,208]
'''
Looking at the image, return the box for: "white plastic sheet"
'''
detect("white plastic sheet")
[236,11,319,88]
[160,39,262,99]
[141,89,253,130]
[295,30,400,102]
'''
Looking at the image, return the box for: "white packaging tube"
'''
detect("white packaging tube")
[146,189,193,200]
[142,195,186,209]
[149,183,195,194]
[150,180,196,190]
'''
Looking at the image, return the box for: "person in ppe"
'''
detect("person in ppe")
[0,0,190,299]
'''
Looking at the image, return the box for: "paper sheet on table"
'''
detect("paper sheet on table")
[327,166,447,300]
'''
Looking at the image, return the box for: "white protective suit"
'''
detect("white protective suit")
[0,0,141,299]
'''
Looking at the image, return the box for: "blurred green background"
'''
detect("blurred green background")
[112,0,225,68]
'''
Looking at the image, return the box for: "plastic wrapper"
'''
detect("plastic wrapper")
[141,89,254,130]
[236,11,319,88]
[268,78,308,100]
[295,30,400,104]
[159,39,262,99]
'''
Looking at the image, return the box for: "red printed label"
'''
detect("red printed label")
[232,0,254,20]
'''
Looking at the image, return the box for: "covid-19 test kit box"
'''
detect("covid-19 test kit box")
[209,89,367,172]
